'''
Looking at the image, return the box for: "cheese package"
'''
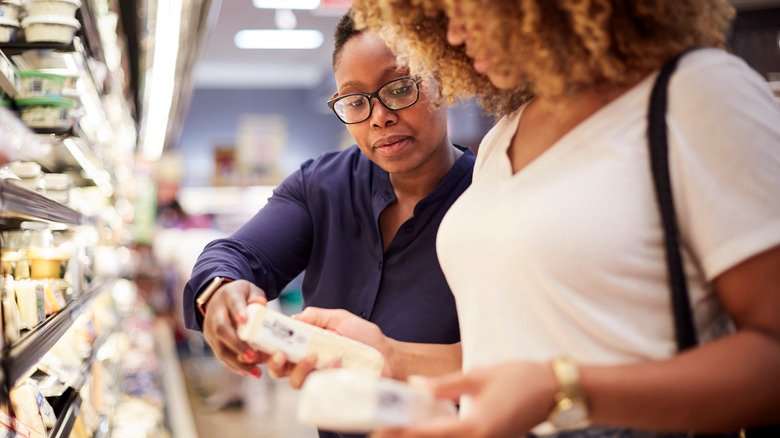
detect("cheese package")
[297,369,457,433]
[237,303,384,375]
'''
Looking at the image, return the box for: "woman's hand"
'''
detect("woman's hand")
[201,279,269,377]
[265,307,394,388]
[372,361,557,438]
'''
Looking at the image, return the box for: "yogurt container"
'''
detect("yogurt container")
[0,0,23,21]
[21,15,80,43]
[0,16,19,42]
[18,71,68,98]
[16,97,74,130]
[24,0,81,19]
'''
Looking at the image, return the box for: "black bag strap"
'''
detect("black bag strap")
[647,50,698,351]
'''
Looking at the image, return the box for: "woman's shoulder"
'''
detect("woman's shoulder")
[671,48,774,104]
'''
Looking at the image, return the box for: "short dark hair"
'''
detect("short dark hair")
[332,10,362,68]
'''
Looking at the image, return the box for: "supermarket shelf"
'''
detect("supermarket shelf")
[49,387,81,438]
[0,50,17,97]
[4,277,117,387]
[48,329,113,438]
[0,42,75,55]
[0,180,87,229]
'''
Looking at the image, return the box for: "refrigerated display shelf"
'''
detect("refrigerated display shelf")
[0,180,86,230]
[48,328,113,438]
[3,277,116,387]
[49,387,81,438]
[0,42,75,55]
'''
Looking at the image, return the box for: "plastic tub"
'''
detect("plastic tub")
[9,161,42,178]
[21,15,79,43]
[18,70,68,98]
[28,247,69,279]
[0,0,23,21]
[16,97,74,129]
[0,16,19,42]
[24,0,80,18]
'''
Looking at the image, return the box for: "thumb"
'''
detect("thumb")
[293,307,345,330]
[246,283,268,305]
[427,371,484,402]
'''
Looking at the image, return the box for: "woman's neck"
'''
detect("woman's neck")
[389,140,461,200]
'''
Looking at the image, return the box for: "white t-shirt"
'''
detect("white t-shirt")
[437,48,780,374]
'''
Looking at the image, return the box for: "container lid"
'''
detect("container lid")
[0,17,20,27]
[25,0,81,6]
[15,97,74,108]
[28,246,69,260]
[42,172,71,190]
[21,15,80,28]
[18,70,67,80]
[10,161,42,178]
[1,0,23,7]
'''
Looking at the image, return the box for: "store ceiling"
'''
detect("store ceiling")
[194,1,345,89]
[192,0,779,90]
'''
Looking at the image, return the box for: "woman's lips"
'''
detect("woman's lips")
[373,136,411,157]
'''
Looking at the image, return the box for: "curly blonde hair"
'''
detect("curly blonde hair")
[352,0,734,116]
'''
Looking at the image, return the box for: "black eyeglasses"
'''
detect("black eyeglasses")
[327,76,421,124]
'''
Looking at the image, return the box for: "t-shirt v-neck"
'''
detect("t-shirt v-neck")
[495,75,657,181]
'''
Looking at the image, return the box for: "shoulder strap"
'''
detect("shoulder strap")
[647,51,698,351]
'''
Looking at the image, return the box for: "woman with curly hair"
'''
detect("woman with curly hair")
[345,0,780,436]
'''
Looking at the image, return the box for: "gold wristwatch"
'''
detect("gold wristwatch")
[196,276,233,317]
[548,356,589,429]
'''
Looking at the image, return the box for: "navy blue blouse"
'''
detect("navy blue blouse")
[183,145,473,345]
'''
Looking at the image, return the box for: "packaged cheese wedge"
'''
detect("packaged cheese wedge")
[297,369,457,433]
[237,303,384,375]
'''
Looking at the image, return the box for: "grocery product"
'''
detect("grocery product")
[298,369,457,433]
[0,0,23,21]
[28,246,69,279]
[24,0,81,18]
[18,70,68,99]
[16,97,74,130]
[237,303,384,374]
[0,16,19,42]
[21,14,80,43]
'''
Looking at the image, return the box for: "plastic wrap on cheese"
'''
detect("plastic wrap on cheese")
[297,369,457,433]
[236,303,384,375]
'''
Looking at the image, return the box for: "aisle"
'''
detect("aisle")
[181,355,318,438]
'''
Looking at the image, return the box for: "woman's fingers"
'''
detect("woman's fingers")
[289,354,318,389]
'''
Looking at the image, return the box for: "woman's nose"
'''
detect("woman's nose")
[369,97,398,128]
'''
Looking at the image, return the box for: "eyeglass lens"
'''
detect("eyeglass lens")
[332,77,418,124]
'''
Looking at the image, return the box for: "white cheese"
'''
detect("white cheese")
[297,369,457,433]
[237,303,384,375]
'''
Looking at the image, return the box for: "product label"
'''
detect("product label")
[255,312,312,361]
[374,386,412,426]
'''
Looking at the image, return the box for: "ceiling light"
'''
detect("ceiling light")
[235,29,324,49]
[253,0,320,9]
[274,9,297,30]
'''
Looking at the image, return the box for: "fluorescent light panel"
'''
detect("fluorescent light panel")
[140,0,183,160]
[253,0,320,9]
[235,29,324,49]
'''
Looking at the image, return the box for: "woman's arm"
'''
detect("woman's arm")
[373,245,780,437]
[267,307,461,388]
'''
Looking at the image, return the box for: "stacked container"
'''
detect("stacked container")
[0,0,22,42]
[21,0,81,44]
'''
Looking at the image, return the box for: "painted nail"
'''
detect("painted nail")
[243,350,256,361]
[236,313,247,324]
[250,368,261,378]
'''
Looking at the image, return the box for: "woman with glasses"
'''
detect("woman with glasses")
[182,11,474,429]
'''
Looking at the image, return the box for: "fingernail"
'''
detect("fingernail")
[236,313,247,324]
[250,368,261,378]
[272,352,285,365]
[243,350,256,361]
